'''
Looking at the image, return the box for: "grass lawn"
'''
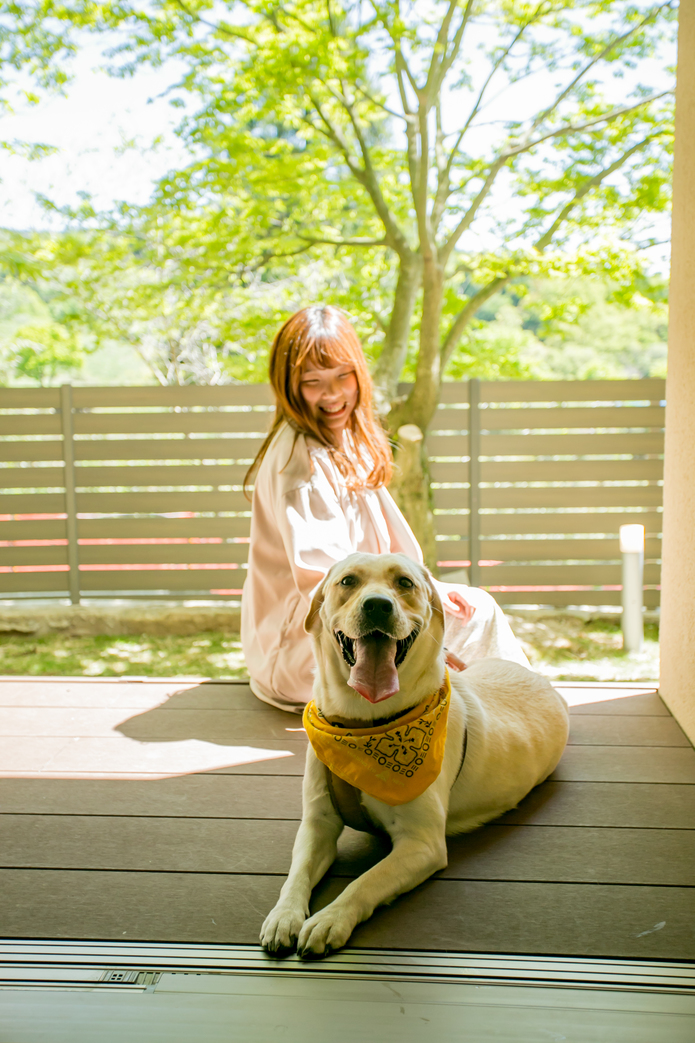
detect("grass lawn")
[509,613,659,682]
[0,632,247,679]
[0,614,658,682]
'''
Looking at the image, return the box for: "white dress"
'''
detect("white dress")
[241,422,529,712]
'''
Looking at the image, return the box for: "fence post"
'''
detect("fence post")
[468,377,481,587]
[60,383,80,605]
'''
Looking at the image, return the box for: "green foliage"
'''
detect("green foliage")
[516,276,668,378]
[0,242,91,385]
[8,216,397,385]
[444,320,538,380]
[0,225,669,386]
[443,274,668,380]
[8,321,83,384]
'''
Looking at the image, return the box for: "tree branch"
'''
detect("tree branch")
[257,242,317,263]
[379,0,420,102]
[423,0,461,102]
[337,79,415,252]
[430,97,450,238]
[435,99,447,188]
[306,93,412,256]
[172,0,255,42]
[433,11,538,230]
[354,82,408,121]
[267,6,318,36]
[452,7,543,156]
[379,12,420,207]
[440,156,507,264]
[528,1,674,135]
[434,5,669,242]
[393,43,417,114]
[415,102,433,250]
[505,90,673,159]
[297,234,388,247]
[326,0,338,37]
[440,275,510,367]
[430,0,476,98]
[534,133,660,251]
[441,89,671,264]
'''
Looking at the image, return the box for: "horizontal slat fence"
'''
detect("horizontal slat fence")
[0,379,664,607]
[433,377,664,606]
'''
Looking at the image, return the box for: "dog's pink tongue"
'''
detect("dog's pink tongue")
[348,633,399,703]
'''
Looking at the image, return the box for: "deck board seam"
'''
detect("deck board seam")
[1,867,692,888]
[1,813,695,830]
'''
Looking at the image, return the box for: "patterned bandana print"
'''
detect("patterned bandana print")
[303,671,451,806]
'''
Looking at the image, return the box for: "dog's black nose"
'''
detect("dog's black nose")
[363,595,394,625]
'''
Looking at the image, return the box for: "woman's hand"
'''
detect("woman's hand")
[444,649,466,672]
[443,589,476,624]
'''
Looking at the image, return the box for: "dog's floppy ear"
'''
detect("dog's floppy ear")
[304,573,328,634]
[420,565,445,630]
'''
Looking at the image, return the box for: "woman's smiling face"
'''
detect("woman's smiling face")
[299,362,359,437]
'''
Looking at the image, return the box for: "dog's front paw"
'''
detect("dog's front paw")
[296,905,355,959]
[260,903,307,955]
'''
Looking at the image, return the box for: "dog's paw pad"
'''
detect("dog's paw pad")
[260,906,306,954]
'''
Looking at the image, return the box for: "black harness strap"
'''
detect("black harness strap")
[454,723,469,785]
[326,770,383,835]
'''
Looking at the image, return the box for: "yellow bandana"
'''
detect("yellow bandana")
[303,672,451,807]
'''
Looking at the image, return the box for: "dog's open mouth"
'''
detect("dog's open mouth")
[334,628,419,703]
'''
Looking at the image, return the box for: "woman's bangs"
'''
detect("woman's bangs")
[297,335,356,373]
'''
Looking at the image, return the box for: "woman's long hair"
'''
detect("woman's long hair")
[244,306,392,495]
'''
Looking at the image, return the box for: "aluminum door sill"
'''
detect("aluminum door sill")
[0,940,692,995]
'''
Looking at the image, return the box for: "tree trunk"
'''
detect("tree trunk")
[389,255,444,433]
[389,423,439,575]
[372,254,422,411]
[384,257,444,566]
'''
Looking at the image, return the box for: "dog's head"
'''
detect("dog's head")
[305,552,445,716]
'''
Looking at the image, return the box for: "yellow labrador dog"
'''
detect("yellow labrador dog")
[260,552,569,958]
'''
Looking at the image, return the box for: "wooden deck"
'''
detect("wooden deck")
[0,676,693,961]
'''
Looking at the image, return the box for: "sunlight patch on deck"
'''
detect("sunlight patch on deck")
[0,736,294,780]
[555,684,658,707]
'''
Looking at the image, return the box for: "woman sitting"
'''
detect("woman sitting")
[241,305,529,712]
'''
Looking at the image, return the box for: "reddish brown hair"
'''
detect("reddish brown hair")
[245,306,392,494]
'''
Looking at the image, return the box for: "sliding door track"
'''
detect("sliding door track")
[1,940,693,995]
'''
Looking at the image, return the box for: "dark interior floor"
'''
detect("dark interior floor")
[0,676,693,960]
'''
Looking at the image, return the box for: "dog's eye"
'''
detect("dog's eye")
[398,576,414,589]
[340,575,357,587]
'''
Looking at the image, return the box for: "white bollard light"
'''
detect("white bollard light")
[619,524,644,654]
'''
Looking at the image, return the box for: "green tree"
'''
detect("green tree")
[12,0,676,562]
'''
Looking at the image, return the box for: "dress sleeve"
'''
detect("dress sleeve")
[279,478,356,602]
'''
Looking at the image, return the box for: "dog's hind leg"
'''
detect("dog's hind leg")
[260,749,343,955]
